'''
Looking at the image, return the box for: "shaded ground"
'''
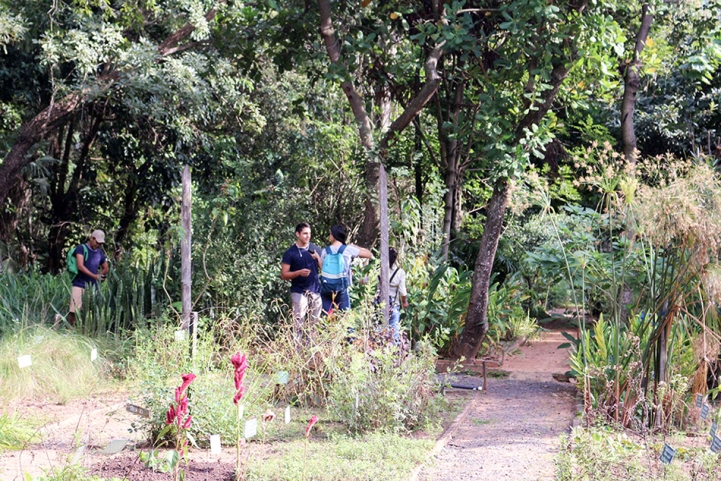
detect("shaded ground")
[417,328,577,481]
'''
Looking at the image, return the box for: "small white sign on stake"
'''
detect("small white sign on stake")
[91,348,98,362]
[285,406,291,425]
[244,418,257,439]
[102,439,129,455]
[17,355,32,369]
[209,434,222,455]
[174,330,186,341]
[239,405,244,420]
[72,445,86,465]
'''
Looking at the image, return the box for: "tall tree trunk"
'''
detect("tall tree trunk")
[450,180,510,361]
[620,4,653,163]
[451,61,572,362]
[318,0,444,315]
[114,176,139,260]
[440,82,464,261]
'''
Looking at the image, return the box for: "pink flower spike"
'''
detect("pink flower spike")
[182,415,192,430]
[233,385,245,405]
[305,415,318,438]
[178,396,189,417]
[231,352,247,371]
[178,373,197,396]
[165,405,176,425]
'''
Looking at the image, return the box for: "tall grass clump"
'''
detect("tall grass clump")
[0,326,108,402]
[0,412,38,452]
[0,271,70,336]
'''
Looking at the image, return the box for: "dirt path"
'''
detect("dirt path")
[417,329,578,481]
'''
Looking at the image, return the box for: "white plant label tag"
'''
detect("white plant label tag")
[711,422,718,438]
[239,405,244,419]
[210,434,221,455]
[72,445,85,464]
[276,371,289,384]
[174,330,186,341]
[17,355,32,369]
[696,393,704,408]
[91,348,98,361]
[102,439,129,454]
[285,406,291,425]
[702,404,711,420]
[244,418,257,439]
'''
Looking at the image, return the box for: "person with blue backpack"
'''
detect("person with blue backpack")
[67,229,109,326]
[319,224,374,314]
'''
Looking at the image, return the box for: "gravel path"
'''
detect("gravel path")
[417,330,578,481]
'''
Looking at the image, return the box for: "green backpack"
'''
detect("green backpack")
[66,244,88,277]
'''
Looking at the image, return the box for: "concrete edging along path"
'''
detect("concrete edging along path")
[416,329,577,481]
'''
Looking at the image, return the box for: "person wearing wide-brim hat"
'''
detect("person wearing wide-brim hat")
[67,229,109,326]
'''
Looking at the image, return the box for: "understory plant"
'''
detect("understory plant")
[525,149,721,429]
[159,373,196,481]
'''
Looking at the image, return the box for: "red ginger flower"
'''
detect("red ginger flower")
[181,415,193,430]
[305,415,318,438]
[231,352,247,405]
[231,352,247,390]
[166,405,176,425]
[178,373,196,397]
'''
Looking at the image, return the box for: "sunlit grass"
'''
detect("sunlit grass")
[0,326,111,403]
[246,432,434,481]
[0,411,39,452]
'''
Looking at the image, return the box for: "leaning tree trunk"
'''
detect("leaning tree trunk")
[450,59,573,362]
[450,180,510,361]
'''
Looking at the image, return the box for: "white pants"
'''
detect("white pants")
[291,291,322,342]
[69,286,85,313]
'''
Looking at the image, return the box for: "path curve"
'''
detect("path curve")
[417,329,577,481]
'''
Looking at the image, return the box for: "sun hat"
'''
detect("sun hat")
[91,229,106,243]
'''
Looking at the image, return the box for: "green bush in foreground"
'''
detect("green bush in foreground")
[556,426,721,481]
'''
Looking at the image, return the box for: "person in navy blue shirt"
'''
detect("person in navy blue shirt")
[281,223,322,342]
[68,229,109,326]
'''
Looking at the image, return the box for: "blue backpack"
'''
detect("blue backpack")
[320,245,348,294]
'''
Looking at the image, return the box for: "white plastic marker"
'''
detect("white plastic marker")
[244,418,257,439]
[276,371,289,384]
[72,446,86,464]
[210,435,222,455]
[102,439,129,454]
[17,355,32,369]
[285,406,291,425]
[91,348,98,362]
[174,330,186,341]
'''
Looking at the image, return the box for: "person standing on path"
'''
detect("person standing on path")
[68,230,109,326]
[281,223,323,341]
[387,246,408,342]
[320,224,373,314]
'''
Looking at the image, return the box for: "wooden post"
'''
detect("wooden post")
[181,164,192,330]
[379,161,390,324]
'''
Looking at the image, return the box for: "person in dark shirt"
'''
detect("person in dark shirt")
[281,223,322,342]
[68,229,109,326]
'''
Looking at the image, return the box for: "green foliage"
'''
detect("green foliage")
[246,432,434,481]
[0,326,109,402]
[0,411,38,452]
[556,426,721,481]
[326,336,442,434]
[0,271,70,336]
